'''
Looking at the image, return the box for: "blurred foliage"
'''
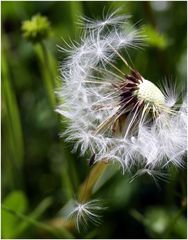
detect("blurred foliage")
[2,191,28,238]
[1,1,187,239]
[142,24,168,49]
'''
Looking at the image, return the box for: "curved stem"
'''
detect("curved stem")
[78,161,108,202]
[48,162,108,231]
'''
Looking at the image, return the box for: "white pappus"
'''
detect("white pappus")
[57,11,187,177]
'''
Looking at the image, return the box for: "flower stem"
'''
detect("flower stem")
[47,162,108,231]
[78,162,108,202]
[34,41,56,107]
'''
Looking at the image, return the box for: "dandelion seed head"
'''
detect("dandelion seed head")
[57,10,187,176]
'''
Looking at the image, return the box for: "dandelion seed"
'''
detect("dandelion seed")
[67,199,104,232]
[57,10,186,177]
[79,9,131,30]
[129,168,169,188]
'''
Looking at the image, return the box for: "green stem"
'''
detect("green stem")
[48,162,109,231]
[2,205,74,239]
[34,42,56,107]
[40,41,55,83]
[16,197,53,236]
[2,34,24,189]
[78,162,108,202]
[130,209,145,224]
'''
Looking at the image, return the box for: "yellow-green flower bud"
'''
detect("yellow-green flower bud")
[22,14,51,43]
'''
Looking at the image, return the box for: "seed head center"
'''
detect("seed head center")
[136,79,165,105]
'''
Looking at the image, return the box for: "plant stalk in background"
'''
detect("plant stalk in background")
[22,14,56,107]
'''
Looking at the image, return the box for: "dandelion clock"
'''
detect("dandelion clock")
[56,10,187,230]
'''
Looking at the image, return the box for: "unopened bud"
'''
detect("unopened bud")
[22,14,51,43]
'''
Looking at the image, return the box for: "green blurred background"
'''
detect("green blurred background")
[2,1,187,239]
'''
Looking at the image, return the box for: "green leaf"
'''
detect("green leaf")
[144,207,187,239]
[16,197,53,236]
[2,191,28,238]
[2,204,75,239]
[142,25,168,49]
[145,207,169,235]
[2,34,25,188]
[173,213,187,239]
